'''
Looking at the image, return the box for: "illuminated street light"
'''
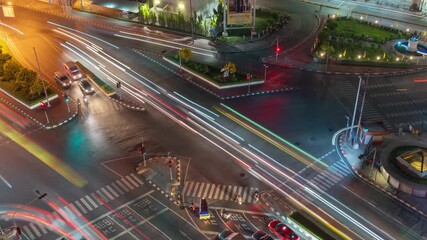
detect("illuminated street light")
[396,57,400,61]
[154,0,160,5]
[406,28,410,32]
[339,54,342,58]
[178,2,185,11]
[377,56,380,60]
[360,16,363,20]
[358,55,362,59]
[375,20,378,24]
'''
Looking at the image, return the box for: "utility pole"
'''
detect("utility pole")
[223,0,227,37]
[33,47,50,107]
[189,0,194,36]
[350,75,363,147]
[355,70,370,148]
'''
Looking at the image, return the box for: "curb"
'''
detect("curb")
[109,96,146,111]
[335,133,427,218]
[0,97,78,130]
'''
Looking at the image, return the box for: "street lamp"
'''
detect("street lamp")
[349,75,363,146]
[355,70,370,149]
[178,2,184,11]
[33,47,50,107]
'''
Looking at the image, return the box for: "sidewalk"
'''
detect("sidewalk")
[336,130,427,218]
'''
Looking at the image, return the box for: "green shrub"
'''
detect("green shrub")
[3,59,22,81]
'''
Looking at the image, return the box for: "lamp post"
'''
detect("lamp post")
[355,70,370,149]
[263,64,269,81]
[349,75,363,147]
[189,0,194,36]
[368,148,378,177]
[33,47,50,107]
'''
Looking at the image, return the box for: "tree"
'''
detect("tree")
[29,79,45,97]
[0,53,12,77]
[15,68,37,94]
[225,62,236,75]
[3,59,22,81]
[179,48,192,62]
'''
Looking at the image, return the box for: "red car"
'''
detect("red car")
[268,220,299,240]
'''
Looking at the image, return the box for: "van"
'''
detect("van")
[63,61,82,80]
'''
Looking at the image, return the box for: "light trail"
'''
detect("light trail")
[118,31,217,53]
[220,103,329,168]
[0,22,23,35]
[48,21,119,49]
[0,118,86,187]
[215,105,325,172]
[173,91,219,117]
[114,34,215,58]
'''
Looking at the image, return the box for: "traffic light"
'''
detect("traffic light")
[168,160,173,168]
[246,74,252,81]
[41,102,46,110]
[275,46,281,53]
[64,94,69,102]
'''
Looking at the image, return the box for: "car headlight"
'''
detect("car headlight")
[91,87,94,91]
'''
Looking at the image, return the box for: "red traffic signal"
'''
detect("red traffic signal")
[41,102,46,110]
[246,74,251,81]
[275,46,280,53]
[168,160,173,168]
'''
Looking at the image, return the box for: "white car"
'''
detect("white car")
[54,71,71,88]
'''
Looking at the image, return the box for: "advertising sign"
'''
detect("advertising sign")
[227,0,253,25]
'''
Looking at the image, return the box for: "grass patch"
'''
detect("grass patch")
[75,62,115,95]
[289,211,335,240]
[334,18,401,41]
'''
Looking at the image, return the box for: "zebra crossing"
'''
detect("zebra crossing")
[295,160,352,201]
[18,173,144,240]
[182,181,259,204]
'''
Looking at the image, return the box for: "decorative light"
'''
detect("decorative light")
[358,55,362,59]
[178,2,185,10]
[396,57,400,61]
[375,20,378,24]
[377,56,380,60]
[339,54,342,58]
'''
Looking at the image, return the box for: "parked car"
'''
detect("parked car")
[53,71,71,88]
[63,61,82,80]
[252,230,274,240]
[78,79,95,95]
[217,229,246,240]
[268,220,299,240]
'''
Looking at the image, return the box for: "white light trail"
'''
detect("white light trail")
[114,34,215,58]
[173,91,219,117]
[48,21,119,49]
[119,31,217,53]
[0,22,23,35]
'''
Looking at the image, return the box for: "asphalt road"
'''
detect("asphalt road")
[1,1,427,240]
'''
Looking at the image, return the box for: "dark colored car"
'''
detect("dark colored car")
[54,71,71,88]
[268,220,299,240]
[78,79,95,95]
[217,229,246,240]
[252,230,274,240]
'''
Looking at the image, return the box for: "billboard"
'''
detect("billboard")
[227,0,253,25]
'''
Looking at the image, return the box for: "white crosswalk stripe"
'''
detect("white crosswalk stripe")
[101,187,114,201]
[37,223,48,234]
[80,197,93,211]
[116,179,130,192]
[29,223,41,237]
[182,181,260,203]
[106,185,119,198]
[125,175,139,188]
[96,189,110,202]
[69,203,82,217]
[22,225,35,239]
[121,177,135,190]
[75,200,88,214]
[111,182,124,196]
[86,195,99,208]
[130,173,144,185]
